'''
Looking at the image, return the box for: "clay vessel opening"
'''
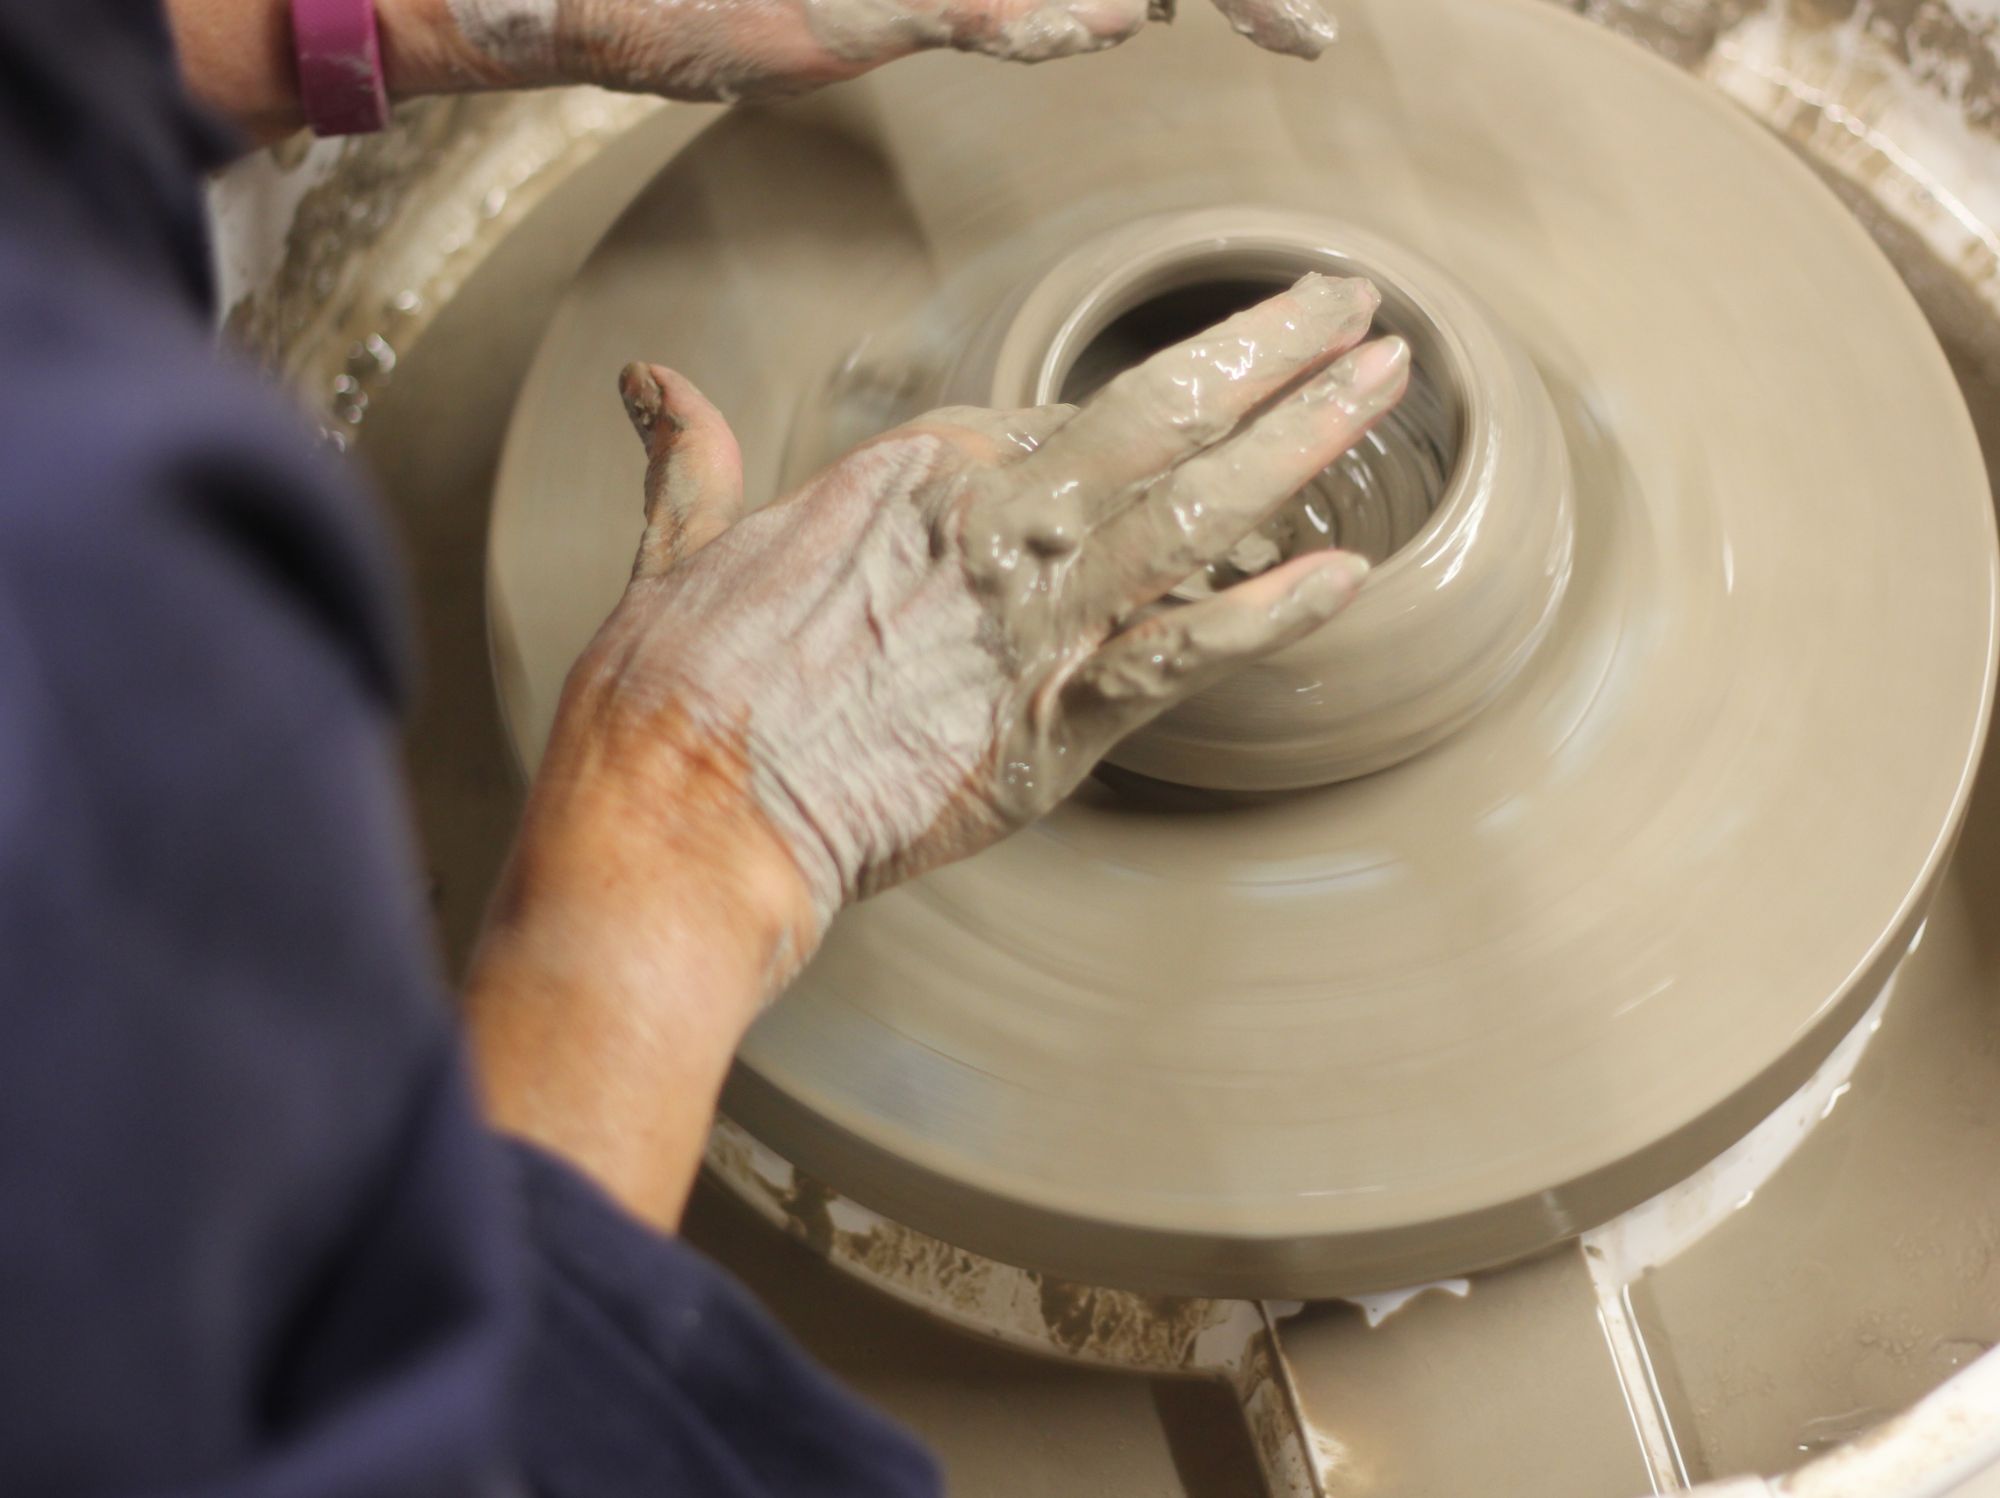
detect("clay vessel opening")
[1054,262,1465,597]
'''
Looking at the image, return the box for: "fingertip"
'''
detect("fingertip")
[1296,0,1339,52]
[618,361,670,446]
[1270,17,1337,58]
[1230,0,1336,57]
[1309,334,1410,421]
[1287,271,1379,318]
[1352,334,1411,385]
[1332,547,1372,582]
[649,364,736,440]
[962,0,1148,61]
[1287,549,1371,615]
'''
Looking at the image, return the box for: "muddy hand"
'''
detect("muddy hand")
[1200,0,1337,56]
[434,0,1335,99]
[553,273,1406,936]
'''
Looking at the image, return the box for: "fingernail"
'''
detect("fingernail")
[618,362,675,445]
[1286,0,1338,55]
[1316,335,1410,417]
[1288,551,1370,614]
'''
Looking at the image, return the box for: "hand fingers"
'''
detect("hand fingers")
[942,0,1149,61]
[1089,335,1408,614]
[1063,548,1371,755]
[619,362,747,579]
[1024,273,1379,516]
[1206,0,1337,57]
[925,402,1079,462]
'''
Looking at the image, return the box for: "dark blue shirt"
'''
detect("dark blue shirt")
[0,3,941,1493]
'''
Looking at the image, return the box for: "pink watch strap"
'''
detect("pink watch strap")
[292,0,391,136]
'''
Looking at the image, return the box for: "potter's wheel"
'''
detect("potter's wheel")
[488,0,1997,1297]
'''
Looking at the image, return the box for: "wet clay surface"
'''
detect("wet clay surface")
[1608,300,2000,1488]
[1265,864,2000,1495]
[486,0,1996,1296]
[977,207,1573,791]
[1264,274,2000,1492]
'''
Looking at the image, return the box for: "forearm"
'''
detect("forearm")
[463,718,818,1234]
[163,0,478,141]
[165,0,1333,145]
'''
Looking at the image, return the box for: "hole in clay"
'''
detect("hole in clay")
[1058,272,1461,596]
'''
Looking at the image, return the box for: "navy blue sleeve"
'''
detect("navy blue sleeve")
[0,3,943,1490]
[508,1143,944,1498]
[0,221,524,1493]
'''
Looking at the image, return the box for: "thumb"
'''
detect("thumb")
[618,363,747,579]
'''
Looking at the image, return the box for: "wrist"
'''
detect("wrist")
[389,0,565,91]
[164,0,490,144]
[165,0,304,140]
[373,0,490,97]
[488,734,822,1011]
[463,734,821,1231]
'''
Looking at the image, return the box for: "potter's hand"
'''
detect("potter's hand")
[436,0,1337,101]
[168,0,1328,140]
[565,274,1406,929]
[462,273,1403,1235]
[164,0,1332,144]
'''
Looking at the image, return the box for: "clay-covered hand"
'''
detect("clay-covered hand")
[550,274,1406,934]
[434,0,1337,101]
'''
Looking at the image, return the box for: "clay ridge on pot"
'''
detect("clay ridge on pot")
[984,207,1576,791]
